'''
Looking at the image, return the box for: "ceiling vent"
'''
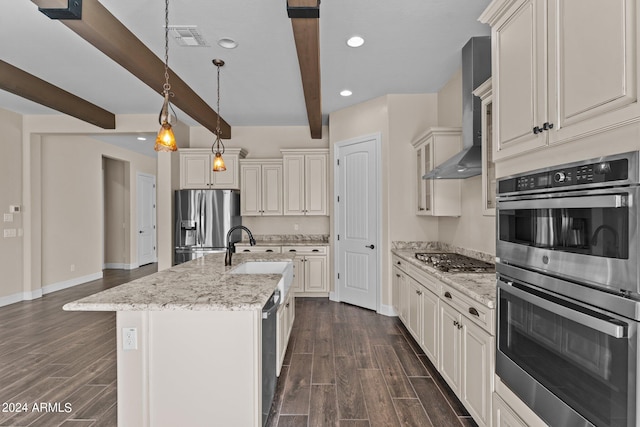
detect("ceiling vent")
[168,26,208,47]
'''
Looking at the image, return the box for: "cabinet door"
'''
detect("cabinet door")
[493,0,547,159]
[261,163,283,216]
[493,394,528,427]
[398,271,409,324]
[407,279,422,341]
[304,255,327,292]
[291,257,305,293]
[420,288,439,366]
[283,155,305,215]
[304,154,327,215]
[547,0,639,145]
[439,302,462,395]
[462,321,494,427]
[240,163,262,216]
[181,154,210,189]
[210,153,239,189]
[392,267,402,314]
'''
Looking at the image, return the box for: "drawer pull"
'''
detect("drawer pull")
[266,249,273,253]
[289,249,297,252]
[286,303,290,308]
[242,249,250,252]
[469,307,480,317]
[312,249,319,252]
[416,290,423,296]
[444,291,452,299]
[396,274,401,278]
[397,261,401,265]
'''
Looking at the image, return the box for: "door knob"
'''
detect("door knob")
[139,230,143,234]
[365,244,375,249]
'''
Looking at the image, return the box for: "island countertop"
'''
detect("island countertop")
[63,252,296,312]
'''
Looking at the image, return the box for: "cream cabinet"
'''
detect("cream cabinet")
[281,149,328,216]
[283,245,329,295]
[235,245,282,254]
[180,148,246,189]
[481,0,640,161]
[276,288,295,377]
[392,253,494,427]
[474,78,496,215]
[239,160,283,216]
[412,128,462,217]
[493,394,529,427]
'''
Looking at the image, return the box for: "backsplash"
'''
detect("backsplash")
[241,234,329,243]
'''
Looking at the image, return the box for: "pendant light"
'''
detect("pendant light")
[155,0,178,152]
[212,59,226,171]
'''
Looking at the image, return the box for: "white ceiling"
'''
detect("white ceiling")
[0,0,491,132]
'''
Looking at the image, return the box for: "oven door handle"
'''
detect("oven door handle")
[499,280,627,338]
[499,194,626,210]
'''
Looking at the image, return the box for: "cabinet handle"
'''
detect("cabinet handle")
[397,261,401,265]
[286,303,290,308]
[396,274,401,278]
[312,249,319,252]
[416,290,423,296]
[266,249,273,253]
[533,126,542,134]
[444,291,452,299]
[457,323,463,330]
[543,122,554,131]
[453,320,459,327]
[289,249,297,252]
[243,249,250,252]
[469,307,480,317]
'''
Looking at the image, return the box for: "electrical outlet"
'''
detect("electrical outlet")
[3,229,16,238]
[294,223,299,231]
[3,213,13,222]
[122,328,138,350]
[70,264,75,272]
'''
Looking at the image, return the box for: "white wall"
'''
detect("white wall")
[40,134,156,289]
[0,108,24,303]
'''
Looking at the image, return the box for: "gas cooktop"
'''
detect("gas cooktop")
[414,253,495,274]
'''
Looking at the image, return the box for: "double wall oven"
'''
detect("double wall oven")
[496,151,640,427]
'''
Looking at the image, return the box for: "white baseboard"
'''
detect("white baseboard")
[329,291,339,302]
[104,263,137,270]
[0,291,26,308]
[23,289,43,301]
[42,272,103,295]
[378,303,397,317]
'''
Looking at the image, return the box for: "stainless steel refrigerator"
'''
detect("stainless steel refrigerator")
[174,189,241,265]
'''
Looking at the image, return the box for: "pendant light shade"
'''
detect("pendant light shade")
[155,0,178,152]
[212,151,226,171]
[212,59,226,171]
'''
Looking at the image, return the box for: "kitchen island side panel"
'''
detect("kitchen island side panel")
[117,310,261,427]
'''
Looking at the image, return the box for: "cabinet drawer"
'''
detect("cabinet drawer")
[405,263,442,295]
[236,245,282,253]
[282,246,326,255]
[441,285,494,335]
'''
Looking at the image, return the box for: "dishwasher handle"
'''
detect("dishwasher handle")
[262,292,280,319]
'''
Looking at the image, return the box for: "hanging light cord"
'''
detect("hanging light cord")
[213,62,225,155]
[160,0,177,125]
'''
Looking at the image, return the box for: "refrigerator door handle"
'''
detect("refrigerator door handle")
[198,192,204,245]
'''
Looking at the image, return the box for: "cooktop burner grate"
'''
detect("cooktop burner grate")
[414,253,495,273]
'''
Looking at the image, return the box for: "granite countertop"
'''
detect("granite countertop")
[391,249,497,309]
[63,253,296,312]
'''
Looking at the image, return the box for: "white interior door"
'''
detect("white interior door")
[137,173,156,266]
[335,135,380,311]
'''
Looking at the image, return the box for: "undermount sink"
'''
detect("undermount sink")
[228,261,290,275]
[228,261,294,299]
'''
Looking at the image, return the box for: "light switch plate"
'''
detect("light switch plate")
[9,205,20,213]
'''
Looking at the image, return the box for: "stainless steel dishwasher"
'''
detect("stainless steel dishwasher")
[261,291,279,426]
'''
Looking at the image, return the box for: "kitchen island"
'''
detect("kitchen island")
[64,252,295,427]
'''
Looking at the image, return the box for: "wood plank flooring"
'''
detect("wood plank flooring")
[0,267,477,426]
[268,298,478,427]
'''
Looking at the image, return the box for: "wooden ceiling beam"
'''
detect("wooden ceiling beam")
[0,59,115,129]
[288,0,322,139]
[33,0,231,138]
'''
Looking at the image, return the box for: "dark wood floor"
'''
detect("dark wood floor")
[0,266,476,426]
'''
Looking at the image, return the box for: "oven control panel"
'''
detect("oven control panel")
[499,157,630,194]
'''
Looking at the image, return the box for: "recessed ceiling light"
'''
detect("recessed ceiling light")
[137,137,147,141]
[340,90,353,97]
[218,38,238,49]
[346,36,365,48]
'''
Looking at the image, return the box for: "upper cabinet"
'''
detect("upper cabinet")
[474,79,496,215]
[412,128,462,217]
[180,148,247,190]
[239,159,283,216]
[281,149,328,216]
[481,0,639,160]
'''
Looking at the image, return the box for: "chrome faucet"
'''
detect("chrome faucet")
[225,225,256,266]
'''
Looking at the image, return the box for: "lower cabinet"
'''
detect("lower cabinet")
[392,254,494,427]
[493,393,528,427]
[276,290,295,377]
[283,246,329,295]
[236,245,282,253]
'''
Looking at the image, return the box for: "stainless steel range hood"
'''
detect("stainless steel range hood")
[424,36,491,179]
